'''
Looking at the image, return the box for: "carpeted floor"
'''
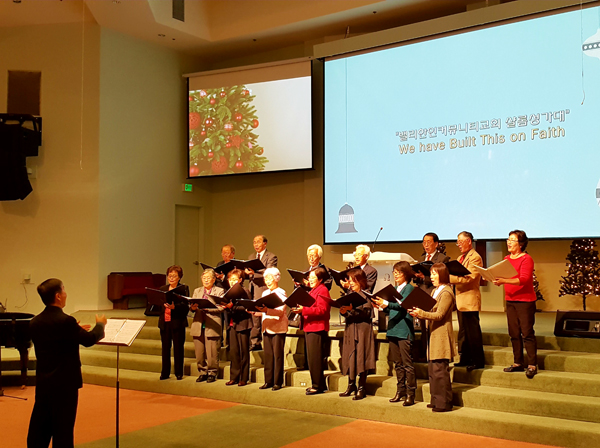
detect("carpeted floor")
[2,384,556,448]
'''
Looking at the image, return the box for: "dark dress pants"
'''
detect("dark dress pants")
[250,315,263,347]
[160,324,186,377]
[229,327,251,383]
[457,311,485,366]
[506,301,537,366]
[428,359,452,410]
[306,331,330,390]
[388,337,416,396]
[263,332,286,387]
[28,388,78,448]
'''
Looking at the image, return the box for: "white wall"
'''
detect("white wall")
[0,22,101,315]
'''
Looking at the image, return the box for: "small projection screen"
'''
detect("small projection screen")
[186,60,312,177]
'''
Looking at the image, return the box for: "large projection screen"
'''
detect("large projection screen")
[324,5,600,244]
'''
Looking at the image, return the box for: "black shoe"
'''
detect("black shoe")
[427,403,435,408]
[272,385,282,391]
[259,383,273,389]
[526,366,538,379]
[467,365,485,372]
[403,396,415,407]
[454,362,469,367]
[339,383,357,397]
[389,391,406,403]
[159,375,169,380]
[207,376,216,383]
[352,387,366,400]
[250,344,262,351]
[196,375,208,383]
[503,364,525,372]
[176,375,183,380]
[432,407,452,412]
[306,388,323,395]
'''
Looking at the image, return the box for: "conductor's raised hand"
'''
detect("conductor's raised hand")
[96,314,108,325]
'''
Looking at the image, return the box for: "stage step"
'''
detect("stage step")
[452,365,600,398]
[423,382,600,424]
[484,345,600,374]
[81,365,600,448]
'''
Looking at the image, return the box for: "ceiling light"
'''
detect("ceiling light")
[158,34,165,37]
[13,0,22,4]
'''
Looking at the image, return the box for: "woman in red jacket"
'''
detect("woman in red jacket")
[493,230,538,379]
[291,267,332,395]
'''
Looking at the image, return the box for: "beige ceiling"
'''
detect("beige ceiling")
[0,0,508,64]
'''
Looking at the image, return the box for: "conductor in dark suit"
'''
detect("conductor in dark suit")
[245,234,278,350]
[414,232,450,294]
[27,278,106,448]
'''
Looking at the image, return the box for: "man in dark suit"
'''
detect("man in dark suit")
[27,278,106,448]
[215,244,236,290]
[413,233,449,360]
[414,232,450,294]
[245,234,278,350]
[341,244,378,294]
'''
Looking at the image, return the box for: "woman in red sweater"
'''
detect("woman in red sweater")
[291,267,332,395]
[493,230,538,379]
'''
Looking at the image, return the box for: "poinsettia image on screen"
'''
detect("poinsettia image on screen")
[188,86,267,176]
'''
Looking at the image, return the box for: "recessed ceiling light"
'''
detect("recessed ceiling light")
[158,34,166,37]
[13,0,22,4]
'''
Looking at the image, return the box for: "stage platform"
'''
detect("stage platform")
[4,310,600,447]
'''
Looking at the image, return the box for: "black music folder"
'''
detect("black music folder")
[145,285,188,306]
[285,287,316,308]
[219,282,249,303]
[410,261,433,276]
[367,284,403,304]
[179,296,220,309]
[330,292,367,309]
[288,268,309,284]
[328,268,353,288]
[237,292,284,312]
[201,259,266,276]
[400,287,437,312]
[446,260,471,277]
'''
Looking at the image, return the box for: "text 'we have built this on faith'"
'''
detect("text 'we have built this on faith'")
[398,126,566,155]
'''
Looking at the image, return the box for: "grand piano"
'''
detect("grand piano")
[0,312,34,394]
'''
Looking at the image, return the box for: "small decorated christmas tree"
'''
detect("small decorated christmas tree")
[188,86,268,176]
[559,239,600,311]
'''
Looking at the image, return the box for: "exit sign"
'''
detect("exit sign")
[183,184,193,192]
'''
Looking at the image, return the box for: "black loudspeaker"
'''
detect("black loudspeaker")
[0,114,41,201]
[554,310,600,338]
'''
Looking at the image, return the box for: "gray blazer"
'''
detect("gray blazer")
[190,285,224,338]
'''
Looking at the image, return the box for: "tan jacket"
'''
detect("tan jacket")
[418,285,457,361]
[449,248,482,312]
[190,286,224,338]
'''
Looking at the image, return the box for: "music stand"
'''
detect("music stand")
[97,319,146,448]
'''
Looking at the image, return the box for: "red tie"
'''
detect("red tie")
[459,254,465,264]
[426,254,432,262]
